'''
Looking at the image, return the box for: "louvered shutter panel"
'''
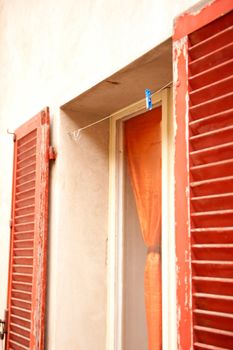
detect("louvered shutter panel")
[174,4,233,350]
[6,109,50,350]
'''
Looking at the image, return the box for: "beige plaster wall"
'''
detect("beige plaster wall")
[0,0,198,348]
[46,109,109,349]
[0,0,198,124]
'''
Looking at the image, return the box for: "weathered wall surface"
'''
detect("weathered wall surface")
[0,0,198,349]
[45,109,109,349]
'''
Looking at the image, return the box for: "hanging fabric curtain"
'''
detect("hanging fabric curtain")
[125,106,162,350]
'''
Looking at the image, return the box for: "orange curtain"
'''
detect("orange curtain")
[125,106,162,350]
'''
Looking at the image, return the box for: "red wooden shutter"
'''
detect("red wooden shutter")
[6,109,50,350]
[174,2,233,350]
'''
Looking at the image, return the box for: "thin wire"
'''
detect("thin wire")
[69,80,172,140]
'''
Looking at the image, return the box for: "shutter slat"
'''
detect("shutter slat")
[16,163,36,179]
[189,11,233,45]
[9,340,29,350]
[193,278,233,297]
[11,308,31,320]
[189,26,233,60]
[13,258,33,266]
[13,241,34,249]
[192,228,233,233]
[194,294,233,314]
[13,250,33,258]
[194,326,233,349]
[192,261,233,279]
[17,137,37,154]
[194,342,230,350]
[9,332,30,348]
[192,232,233,245]
[189,42,233,76]
[11,299,31,311]
[17,130,37,147]
[12,283,32,293]
[190,125,233,151]
[191,193,233,212]
[10,316,31,331]
[192,246,233,261]
[16,181,36,194]
[190,141,233,159]
[17,147,36,162]
[10,325,30,339]
[16,189,35,202]
[189,91,233,120]
[12,274,33,284]
[17,155,37,170]
[12,291,32,302]
[189,108,233,134]
[190,124,233,142]
[193,309,233,333]
[190,75,233,100]
[14,223,35,231]
[189,58,233,91]
[15,198,35,209]
[14,233,34,241]
[16,172,36,186]
[15,207,35,218]
[6,109,50,350]
[13,267,33,275]
[190,160,233,182]
[194,326,233,332]
[17,143,36,157]
[191,177,233,197]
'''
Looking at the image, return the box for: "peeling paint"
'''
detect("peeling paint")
[174,28,192,350]
[173,37,186,149]
[173,0,232,40]
[184,0,216,17]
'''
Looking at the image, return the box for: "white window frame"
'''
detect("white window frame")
[106,88,176,350]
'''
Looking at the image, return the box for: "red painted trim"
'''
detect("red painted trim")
[174,37,193,350]
[173,0,233,41]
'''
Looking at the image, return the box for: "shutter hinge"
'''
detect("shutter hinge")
[0,310,8,340]
[49,146,57,160]
[9,219,13,229]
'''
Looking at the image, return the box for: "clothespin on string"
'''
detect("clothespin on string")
[69,81,172,142]
[145,89,152,110]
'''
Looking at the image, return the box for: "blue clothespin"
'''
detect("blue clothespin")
[145,89,152,110]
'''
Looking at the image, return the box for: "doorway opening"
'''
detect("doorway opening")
[107,88,175,349]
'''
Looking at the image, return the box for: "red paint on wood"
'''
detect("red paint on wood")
[5,108,50,350]
[174,36,193,350]
[174,3,233,349]
[173,0,233,41]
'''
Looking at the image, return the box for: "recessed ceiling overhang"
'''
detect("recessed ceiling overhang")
[62,38,172,117]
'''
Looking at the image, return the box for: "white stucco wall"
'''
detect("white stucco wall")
[0,0,199,349]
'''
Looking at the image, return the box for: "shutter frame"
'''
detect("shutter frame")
[173,0,232,41]
[6,108,50,350]
[174,34,193,350]
[174,1,233,349]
